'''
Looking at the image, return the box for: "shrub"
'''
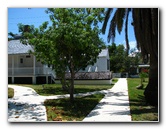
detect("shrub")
[8,88,14,98]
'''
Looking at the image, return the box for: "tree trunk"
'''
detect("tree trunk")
[144,54,158,106]
[61,73,69,91]
[69,70,75,103]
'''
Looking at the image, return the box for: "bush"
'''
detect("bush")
[8,88,14,98]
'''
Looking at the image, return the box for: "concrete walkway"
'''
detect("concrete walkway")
[83,78,131,122]
[8,78,131,122]
[8,86,47,122]
[8,85,109,122]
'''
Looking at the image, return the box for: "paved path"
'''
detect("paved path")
[8,85,109,122]
[83,78,131,122]
[8,78,131,122]
[8,86,47,122]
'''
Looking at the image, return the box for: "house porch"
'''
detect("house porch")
[8,54,55,84]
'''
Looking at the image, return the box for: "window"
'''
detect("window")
[20,58,23,63]
[26,55,31,58]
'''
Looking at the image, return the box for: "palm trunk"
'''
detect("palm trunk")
[144,54,158,106]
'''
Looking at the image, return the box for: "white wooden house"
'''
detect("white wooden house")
[8,40,54,84]
[80,49,110,72]
[8,40,111,84]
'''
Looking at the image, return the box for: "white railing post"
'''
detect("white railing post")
[33,56,36,75]
[46,75,48,84]
[33,56,36,84]
[12,56,14,75]
[12,56,14,83]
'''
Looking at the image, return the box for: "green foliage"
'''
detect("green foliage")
[108,43,141,73]
[18,8,106,102]
[139,72,148,79]
[8,88,14,98]
[139,68,149,86]
[108,43,128,72]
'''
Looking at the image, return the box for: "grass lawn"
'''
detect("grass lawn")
[127,78,158,121]
[15,79,117,96]
[44,93,104,121]
[8,88,14,98]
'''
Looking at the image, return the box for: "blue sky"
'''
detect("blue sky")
[8,8,137,50]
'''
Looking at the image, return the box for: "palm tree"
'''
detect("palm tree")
[8,32,22,40]
[102,8,158,106]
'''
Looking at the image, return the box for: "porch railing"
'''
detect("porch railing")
[57,71,112,80]
[8,67,53,76]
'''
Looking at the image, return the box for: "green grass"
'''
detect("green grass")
[16,83,114,96]
[44,93,104,121]
[112,78,118,84]
[127,78,158,121]
[8,88,14,98]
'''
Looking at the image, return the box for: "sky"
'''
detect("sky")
[8,8,137,51]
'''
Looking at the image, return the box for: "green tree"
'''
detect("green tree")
[127,48,142,75]
[108,43,139,73]
[18,8,105,103]
[108,43,127,72]
[102,8,158,106]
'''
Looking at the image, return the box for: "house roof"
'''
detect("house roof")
[98,49,108,57]
[8,40,33,55]
[8,40,109,57]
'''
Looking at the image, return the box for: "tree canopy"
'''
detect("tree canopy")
[18,8,106,102]
[108,43,140,73]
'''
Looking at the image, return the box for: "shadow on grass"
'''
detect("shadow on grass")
[127,78,158,121]
[36,86,112,96]
[44,94,104,121]
[129,95,158,121]
[36,87,68,95]
[74,87,110,94]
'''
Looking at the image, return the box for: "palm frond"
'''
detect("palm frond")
[8,32,15,37]
[132,9,143,51]
[151,8,158,36]
[116,8,126,34]
[102,8,113,34]
[124,8,130,55]
[107,12,116,43]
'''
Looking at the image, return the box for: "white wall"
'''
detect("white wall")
[96,57,107,71]
[8,54,43,68]
[8,55,12,67]
[78,49,110,73]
